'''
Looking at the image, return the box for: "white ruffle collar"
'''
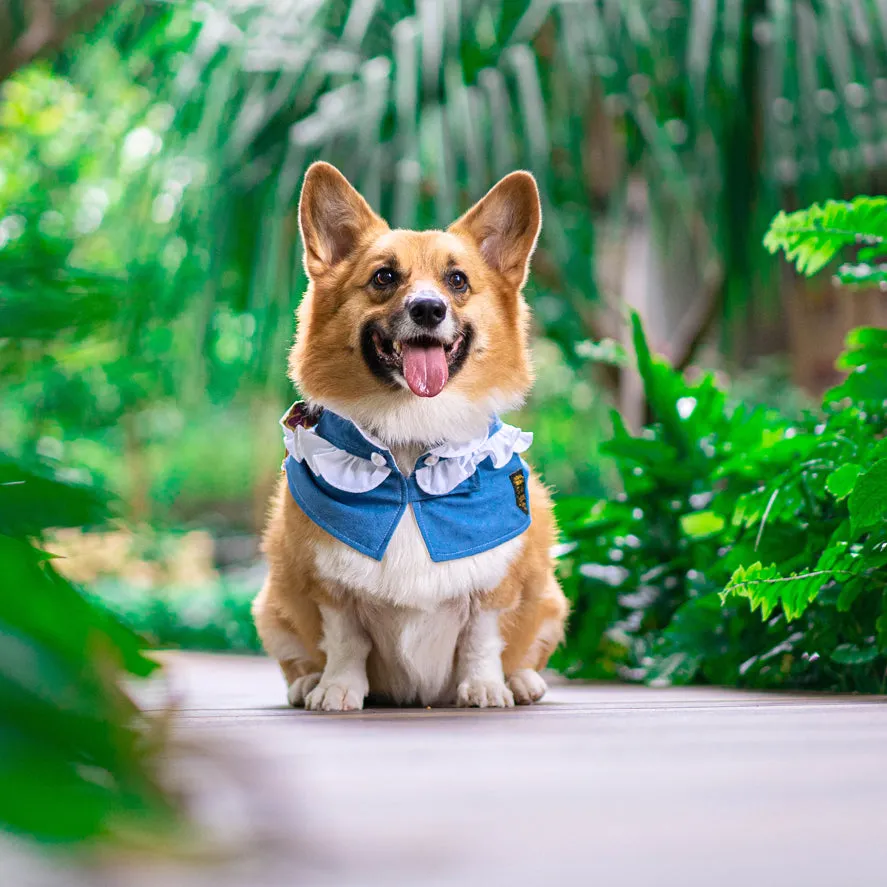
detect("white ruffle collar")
[280,406,532,496]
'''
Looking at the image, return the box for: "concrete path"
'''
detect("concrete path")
[12,653,885,887]
[111,652,887,887]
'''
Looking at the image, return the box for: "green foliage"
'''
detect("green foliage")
[826,464,860,500]
[0,9,178,843]
[722,563,833,622]
[765,197,887,284]
[5,0,887,536]
[91,579,261,655]
[0,1,614,530]
[849,459,887,534]
[8,0,886,448]
[558,314,887,692]
[0,470,173,843]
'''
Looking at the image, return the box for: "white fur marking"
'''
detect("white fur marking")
[312,511,523,705]
[507,668,547,705]
[397,280,459,343]
[287,672,321,707]
[313,507,524,609]
[361,598,468,705]
[456,608,514,708]
[320,391,491,449]
[305,604,371,712]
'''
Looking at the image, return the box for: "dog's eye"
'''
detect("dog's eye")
[447,270,468,292]
[372,268,397,288]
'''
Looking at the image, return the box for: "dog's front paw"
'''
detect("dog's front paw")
[305,679,367,712]
[287,672,322,707]
[507,668,547,705]
[456,677,515,709]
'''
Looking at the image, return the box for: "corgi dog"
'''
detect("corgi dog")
[252,162,568,711]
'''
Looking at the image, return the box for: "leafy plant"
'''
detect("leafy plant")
[557,308,887,692]
[765,197,887,284]
[0,459,174,843]
[0,8,179,842]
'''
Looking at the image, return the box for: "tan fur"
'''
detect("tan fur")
[254,162,569,707]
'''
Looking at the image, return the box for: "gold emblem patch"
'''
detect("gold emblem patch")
[510,470,528,514]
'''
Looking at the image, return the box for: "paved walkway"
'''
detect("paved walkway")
[10,653,887,886]
[120,653,887,887]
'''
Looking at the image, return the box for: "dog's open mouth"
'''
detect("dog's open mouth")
[370,332,467,397]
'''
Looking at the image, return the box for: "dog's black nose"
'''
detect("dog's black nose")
[408,295,448,329]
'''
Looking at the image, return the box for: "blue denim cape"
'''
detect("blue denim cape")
[284,410,531,562]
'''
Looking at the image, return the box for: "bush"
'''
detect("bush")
[556,197,887,692]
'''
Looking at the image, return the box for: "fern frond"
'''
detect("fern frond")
[764,197,887,280]
[720,561,851,621]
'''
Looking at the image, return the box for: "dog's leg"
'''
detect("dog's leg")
[506,575,569,705]
[506,603,565,704]
[305,603,371,712]
[252,587,323,707]
[455,606,514,708]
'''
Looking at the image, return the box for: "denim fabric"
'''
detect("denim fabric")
[284,410,531,562]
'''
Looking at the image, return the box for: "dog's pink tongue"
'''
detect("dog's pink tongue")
[402,343,449,397]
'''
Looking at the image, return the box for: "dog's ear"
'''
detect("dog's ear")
[449,171,541,289]
[299,162,386,277]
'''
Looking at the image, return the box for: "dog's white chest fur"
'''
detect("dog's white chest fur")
[312,506,523,704]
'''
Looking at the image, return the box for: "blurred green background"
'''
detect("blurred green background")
[4,0,887,647]
[6,0,887,847]
[6,0,885,597]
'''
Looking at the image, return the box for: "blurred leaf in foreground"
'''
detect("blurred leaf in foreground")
[0,516,172,844]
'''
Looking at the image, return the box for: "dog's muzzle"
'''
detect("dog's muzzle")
[406,291,448,330]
